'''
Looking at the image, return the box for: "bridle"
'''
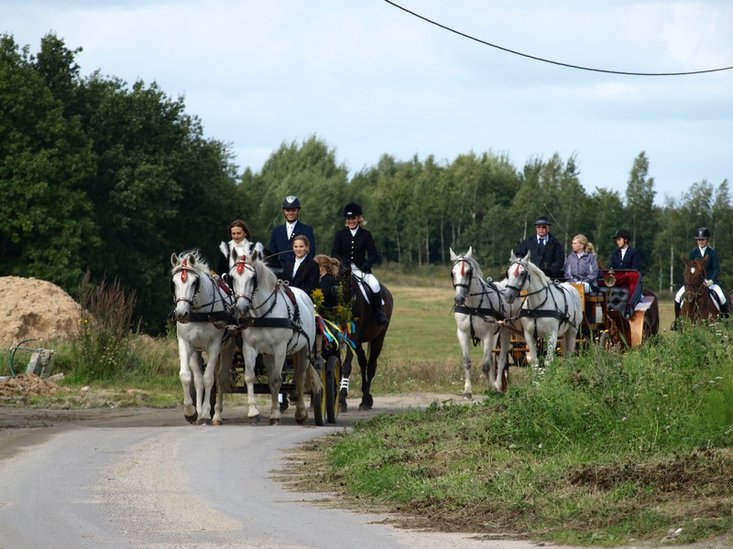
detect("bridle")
[229,258,280,316]
[171,266,201,306]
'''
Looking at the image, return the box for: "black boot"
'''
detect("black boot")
[373,299,389,325]
[672,301,681,330]
[721,301,730,318]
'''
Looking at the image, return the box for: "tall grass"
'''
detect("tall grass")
[56,273,178,393]
[316,321,733,545]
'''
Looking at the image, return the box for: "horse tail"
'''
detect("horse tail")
[306,362,323,393]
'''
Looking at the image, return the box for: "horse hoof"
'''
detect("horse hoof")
[339,401,348,413]
[211,419,222,426]
[269,417,280,425]
[249,414,261,425]
[462,392,473,400]
[185,412,198,424]
[296,414,307,425]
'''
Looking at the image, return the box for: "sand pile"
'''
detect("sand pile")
[0,276,82,348]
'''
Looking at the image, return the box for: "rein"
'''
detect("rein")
[509,261,578,329]
[451,256,512,344]
[172,265,234,327]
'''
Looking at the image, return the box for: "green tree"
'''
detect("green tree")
[0,34,98,288]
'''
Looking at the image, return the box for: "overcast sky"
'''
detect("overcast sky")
[4,0,732,204]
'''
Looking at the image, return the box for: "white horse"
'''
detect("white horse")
[503,251,582,367]
[228,248,321,425]
[171,250,234,425]
[450,247,519,395]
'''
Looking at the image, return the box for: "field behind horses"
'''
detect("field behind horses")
[373,265,676,396]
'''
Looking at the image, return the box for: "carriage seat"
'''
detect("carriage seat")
[598,269,643,319]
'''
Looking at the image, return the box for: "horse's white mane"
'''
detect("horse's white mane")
[251,256,278,287]
[172,249,211,275]
[511,251,549,285]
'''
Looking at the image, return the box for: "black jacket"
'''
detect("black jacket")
[331,227,380,272]
[515,233,565,279]
[282,255,319,298]
[609,247,641,271]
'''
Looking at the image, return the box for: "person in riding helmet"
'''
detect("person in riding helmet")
[609,229,641,270]
[331,202,389,325]
[673,227,728,321]
[268,195,316,271]
[515,217,565,279]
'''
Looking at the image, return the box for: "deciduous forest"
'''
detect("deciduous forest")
[2,34,730,332]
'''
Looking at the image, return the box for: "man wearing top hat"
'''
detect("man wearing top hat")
[515,217,565,279]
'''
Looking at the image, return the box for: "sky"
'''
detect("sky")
[3,0,732,204]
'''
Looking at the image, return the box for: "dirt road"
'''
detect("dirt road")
[0,393,566,549]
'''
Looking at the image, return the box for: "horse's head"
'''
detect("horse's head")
[683,257,707,287]
[228,248,258,319]
[450,247,474,306]
[170,251,203,322]
[504,250,532,303]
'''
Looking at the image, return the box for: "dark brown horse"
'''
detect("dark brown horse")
[681,257,730,323]
[339,269,393,411]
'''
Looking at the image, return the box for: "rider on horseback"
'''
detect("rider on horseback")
[674,227,729,321]
[331,202,389,325]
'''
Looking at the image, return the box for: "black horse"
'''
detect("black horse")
[339,268,393,411]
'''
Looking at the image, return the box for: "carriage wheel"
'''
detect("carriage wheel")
[325,355,340,424]
[642,315,654,342]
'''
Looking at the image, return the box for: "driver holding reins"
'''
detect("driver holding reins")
[673,227,729,321]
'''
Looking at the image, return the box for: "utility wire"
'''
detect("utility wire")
[384,0,733,76]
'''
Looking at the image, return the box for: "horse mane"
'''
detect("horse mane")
[521,256,550,286]
[461,254,485,281]
[252,257,278,289]
[172,249,212,275]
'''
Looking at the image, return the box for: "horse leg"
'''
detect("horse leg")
[522,320,540,369]
[479,329,495,396]
[201,339,222,424]
[242,343,261,423]
[177,339,198,424]
[339,347,354,412]
[359,333,386,411]
[495,328,511,392]
[265,352,285,425]
[456,327,473,399]
[545,327,559,365]
[212,340,233,426]
[563,325,578,358]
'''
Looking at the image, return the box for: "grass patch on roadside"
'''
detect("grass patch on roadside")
[291,321,733,546]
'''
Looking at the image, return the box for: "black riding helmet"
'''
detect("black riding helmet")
[343,202,362,217]
[282,195,301,209]
[611,229,631,241]
[696,227,711,239]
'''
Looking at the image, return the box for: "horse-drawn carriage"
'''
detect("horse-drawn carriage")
[170,246,392,426]
[506,264,660,366]
[450,248,660,394]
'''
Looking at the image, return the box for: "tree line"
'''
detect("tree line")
[2,34,730,333]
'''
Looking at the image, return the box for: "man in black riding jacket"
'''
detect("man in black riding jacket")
[515,217,565,279]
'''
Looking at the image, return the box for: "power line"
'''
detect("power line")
[384,0,733,76]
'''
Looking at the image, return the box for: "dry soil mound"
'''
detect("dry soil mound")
[0,276,82,348]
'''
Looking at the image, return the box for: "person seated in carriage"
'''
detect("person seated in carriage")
[515,217,565,279]
[331,202,389,325]
[564,233,599,293]
[605,228,643,317]
[216,219,263,285]
[282,235,319,297]
[268,195,317,273]
[673,227,729,321]
[609,228,641,271]
[312,254,342,367]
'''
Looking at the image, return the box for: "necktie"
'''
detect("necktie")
[538,238,546,250]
